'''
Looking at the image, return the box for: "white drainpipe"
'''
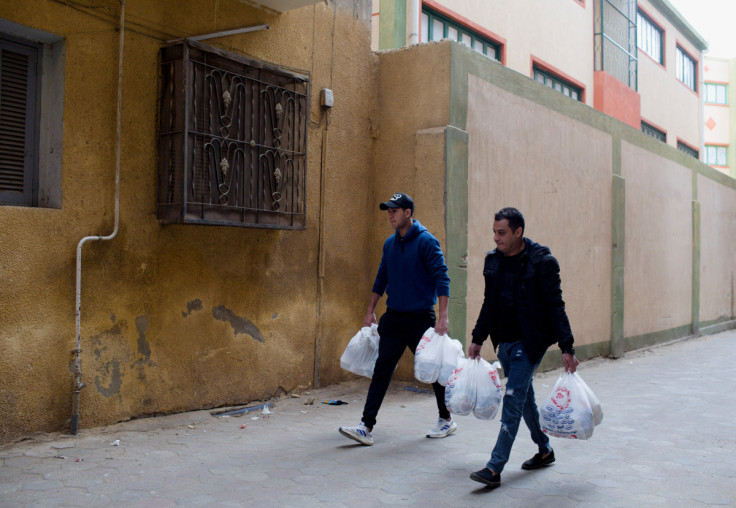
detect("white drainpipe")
[409,0,420,45]
[71,0,124,435]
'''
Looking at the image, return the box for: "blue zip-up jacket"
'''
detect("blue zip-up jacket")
[371,220,450,312]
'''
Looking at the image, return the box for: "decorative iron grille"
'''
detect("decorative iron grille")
[158,41,309,228]
[641,120,666,142]
[677,141,699,159]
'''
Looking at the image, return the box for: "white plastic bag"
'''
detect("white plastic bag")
[444,358,475,415]
[575,373,603,426]
[472,360,502,420]
[540,372,595,439]
[437,336,464,386]
[414,328,465,384]
[414,328,444,383]
[340,324,380,378]
[445,358,502,420]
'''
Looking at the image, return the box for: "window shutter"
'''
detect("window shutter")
[0,38,39,206]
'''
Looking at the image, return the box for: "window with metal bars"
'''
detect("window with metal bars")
[677,141,699,159]
[0,34,40,207]
[594,0,638,90]
[641,120,666,142]
[158,41,309,229]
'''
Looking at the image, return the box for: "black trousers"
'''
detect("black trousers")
[362,307,451,428]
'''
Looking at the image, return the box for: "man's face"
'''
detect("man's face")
[493,219,523,255]
[388,207,411,230]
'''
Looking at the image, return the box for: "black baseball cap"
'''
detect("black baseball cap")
[379,193,414,212]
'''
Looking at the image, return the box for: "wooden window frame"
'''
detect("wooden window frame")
[0,34,41,207]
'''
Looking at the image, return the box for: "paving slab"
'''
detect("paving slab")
[1,330,735,507]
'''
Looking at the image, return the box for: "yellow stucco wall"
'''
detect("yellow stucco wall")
[621,142,693,338]
[698,175,736,323]
[465,73,613,360]
[0,0,377,441]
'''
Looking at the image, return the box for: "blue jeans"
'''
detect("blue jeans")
[486,341,551,473]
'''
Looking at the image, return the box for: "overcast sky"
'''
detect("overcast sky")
[667,0,736,58]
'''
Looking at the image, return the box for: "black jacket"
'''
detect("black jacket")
[471,237,574,363]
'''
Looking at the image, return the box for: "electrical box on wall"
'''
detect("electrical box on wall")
[320,88,334,108]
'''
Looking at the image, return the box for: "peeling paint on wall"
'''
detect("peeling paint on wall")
[94,359,123,398]
[182,299,203,317]
[212,305,265,343]
[135,316,151,361]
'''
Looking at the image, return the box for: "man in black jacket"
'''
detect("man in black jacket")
[467,207,578,489]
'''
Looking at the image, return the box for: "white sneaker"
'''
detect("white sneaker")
[339,423,373,446]
[426,417,457,438]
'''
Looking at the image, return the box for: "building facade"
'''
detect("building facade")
[703,56,736,178]
[373,0,707,156]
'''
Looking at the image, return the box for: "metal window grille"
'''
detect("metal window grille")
[677,141,699,159]
[0,35,40,207]
[158,41,309,228]
[641,121,666,142]
[595,0,638,90]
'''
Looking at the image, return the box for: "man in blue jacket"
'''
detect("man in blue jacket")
[339,193,455,446]
[468,207,578,488]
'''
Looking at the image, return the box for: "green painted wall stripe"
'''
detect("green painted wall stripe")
[623,324,693,351]
[378,0,406,51]
[700,318,736,335]
[692,200,701,335]
[611,173,625,358]
[445,125,469,346]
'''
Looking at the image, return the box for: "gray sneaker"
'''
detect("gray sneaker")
[339,423,373,446]
[426,417,457,438]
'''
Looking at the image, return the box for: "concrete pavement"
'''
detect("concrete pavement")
[1,330,735,507]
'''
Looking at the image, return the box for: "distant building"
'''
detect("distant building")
[703,56,736,177]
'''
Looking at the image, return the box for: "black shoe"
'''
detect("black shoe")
[521,450,555,470]
[469,467,501,488]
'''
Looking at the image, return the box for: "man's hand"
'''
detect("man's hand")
[363,311,377,328]
[468,342,482,359]
[434,314,449,336]
[562,353,579,373]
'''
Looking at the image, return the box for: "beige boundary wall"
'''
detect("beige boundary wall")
[374,40,736,376]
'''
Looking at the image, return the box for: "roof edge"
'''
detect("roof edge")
[647,0,708,52]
